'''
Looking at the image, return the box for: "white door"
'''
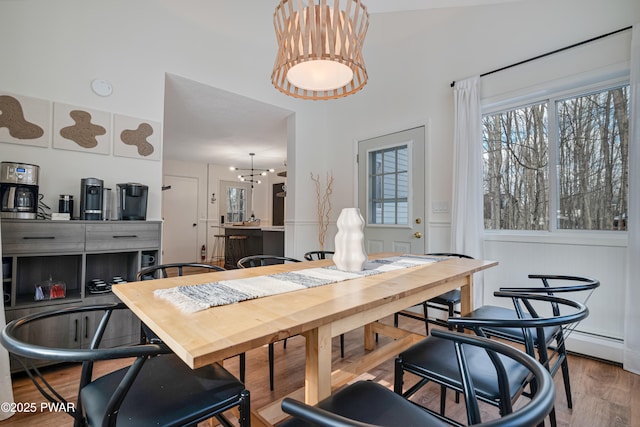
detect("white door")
[358,126,426,255]
[162,175,199,263]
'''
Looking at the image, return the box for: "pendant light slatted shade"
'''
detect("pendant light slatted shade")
[272,0,369,100]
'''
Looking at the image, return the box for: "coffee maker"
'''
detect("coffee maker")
[0,162,40,219]
[117,183,148,220]
[80,178,104,220]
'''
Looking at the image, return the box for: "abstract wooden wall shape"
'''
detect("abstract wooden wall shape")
[53,103,110,154]
[59,110,107,149]
[120,122,155,156]
[114,114,161,161]
[0,92,50,147]
[0,95,44,139]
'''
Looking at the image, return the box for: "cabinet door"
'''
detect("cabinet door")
[83,295,141,348]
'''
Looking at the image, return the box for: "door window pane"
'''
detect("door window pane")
[369,145,409,225]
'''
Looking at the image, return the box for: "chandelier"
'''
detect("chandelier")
[229,153,274,185]
[272,0,369,100]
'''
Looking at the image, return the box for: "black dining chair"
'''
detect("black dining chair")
[394,292,589,427]
[394,253,473,335]
[280,329,556,427]
[237,254,302,390]
[237,255,302,268]
[462,274,599,412]
[136,262,225,280]
[0,303,250,427]
[303,250,334,261]
[303,250,347,358]
[135,262,247,384]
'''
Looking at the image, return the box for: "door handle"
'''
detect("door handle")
[414,232,422,238]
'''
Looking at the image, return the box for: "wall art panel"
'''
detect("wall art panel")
[0,92,51,148]
[113,114,161,161]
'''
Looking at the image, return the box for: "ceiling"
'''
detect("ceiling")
[163,74,292,171]
[162,0,525,170]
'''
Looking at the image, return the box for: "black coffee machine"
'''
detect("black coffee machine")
[0,162,40,219]
[80,178,104,220]
[117,183,148,220]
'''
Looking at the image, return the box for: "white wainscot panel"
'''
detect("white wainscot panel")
[484,238,626,363]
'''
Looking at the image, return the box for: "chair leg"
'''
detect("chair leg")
[393,358,404,394]
[268,343,275,391]
[239,389,251,427]
[340,334,345,358]
[559,348,573,408]
[422,301,429,335]
[439,384,447,415]
[447,303,455,330]
[548,406,557,427]
[239,353,246,383]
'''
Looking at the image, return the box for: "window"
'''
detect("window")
[226,186,247,223]
[368,145,409,225]
[483,84,629,231]
[221,181,251,223]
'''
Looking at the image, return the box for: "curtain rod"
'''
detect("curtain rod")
[450,25,633,87]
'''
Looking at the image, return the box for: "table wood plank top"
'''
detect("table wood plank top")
[113,252,497,370]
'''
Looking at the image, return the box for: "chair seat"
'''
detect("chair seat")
[428,289,460,305]
[466,305,561,345]
[399,336,531,402]
[81,354,246,427]
[280,381,449,427]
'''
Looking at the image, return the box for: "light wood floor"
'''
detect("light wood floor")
[2,316,639,426]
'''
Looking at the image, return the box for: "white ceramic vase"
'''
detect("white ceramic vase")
[333,208,367,272]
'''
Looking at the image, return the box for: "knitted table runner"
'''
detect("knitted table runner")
[154,255,442,313]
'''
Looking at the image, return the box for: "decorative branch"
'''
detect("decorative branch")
[310,171,334,250]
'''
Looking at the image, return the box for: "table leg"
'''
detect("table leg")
[302,324,332,405]
[459,273,474,316]
[364,323,376,351]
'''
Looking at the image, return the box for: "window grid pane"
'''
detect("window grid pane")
[556,86,629,230]
[482,103,549,230]
[369,145,409,225]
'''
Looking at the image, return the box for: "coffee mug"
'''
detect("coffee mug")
[141,254,155,266]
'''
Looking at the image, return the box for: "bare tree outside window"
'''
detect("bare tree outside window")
[557,86,629,230]
[482,85,629,231]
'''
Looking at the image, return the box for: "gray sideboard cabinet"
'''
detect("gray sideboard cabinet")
[1,219,161,372]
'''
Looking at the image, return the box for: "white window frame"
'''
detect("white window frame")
[481,70,630,243]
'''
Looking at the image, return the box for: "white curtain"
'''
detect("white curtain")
[0,219,15,420]
[624,23,640,374]
[451,76,485,306]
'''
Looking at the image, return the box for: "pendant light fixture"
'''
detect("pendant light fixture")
[229,153,275,185]
[272,0,369,100]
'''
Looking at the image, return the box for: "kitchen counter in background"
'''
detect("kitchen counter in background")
[223,225,284,268]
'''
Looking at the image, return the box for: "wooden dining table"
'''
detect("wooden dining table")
[113,252,497,426]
